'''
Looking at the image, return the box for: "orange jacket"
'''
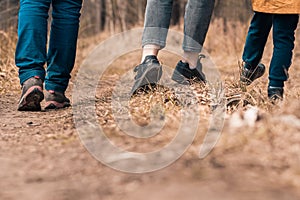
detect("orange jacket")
[252,0,300,14]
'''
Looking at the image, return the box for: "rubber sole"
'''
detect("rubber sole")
[45,101,71,110]
[18,87,44,111]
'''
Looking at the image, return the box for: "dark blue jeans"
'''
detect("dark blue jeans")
[242,12,299,87]
[15,0,82,93]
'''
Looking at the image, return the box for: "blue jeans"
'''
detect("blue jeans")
[242,12,299,87]
[15,0,82,93]
[142,0,215,52]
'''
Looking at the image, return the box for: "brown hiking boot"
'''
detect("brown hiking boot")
[18,76,44,111]
[45,90,71,110]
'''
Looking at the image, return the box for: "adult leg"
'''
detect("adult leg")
[16,0,51,111]
[45,0,82,94]
[16,0,51,84]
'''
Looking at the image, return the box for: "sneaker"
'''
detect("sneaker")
[240,62,266,85]
[18,76,44,111]
[45,90,71,109]
[131,55,163,94]
[171,58,206,85]
[268,86,284,102]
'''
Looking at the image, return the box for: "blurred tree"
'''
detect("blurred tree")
[0,0,253,35]
[214,0,252,22]
[213,0,252,32]
[0,0,18,30]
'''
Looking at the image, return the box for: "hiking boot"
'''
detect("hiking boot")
[240,62,266,85]
[268,86,284,103]
[45,90,71,110]
[18,76,44,111]
[171,58,206,85]
[131,55,163,94]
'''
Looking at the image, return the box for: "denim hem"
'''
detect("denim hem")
[269,79,285,88]
[142,40,166,49]
[19,70,45,85]
[182,46,202,53]
[45,82,67,93]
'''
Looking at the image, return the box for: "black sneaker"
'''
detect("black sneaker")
[268,86,284,102]
[18,76,44,111]
[45,90,71,110]
[171,59,206,85]
[240,62,266,85]
[131,55,163,94]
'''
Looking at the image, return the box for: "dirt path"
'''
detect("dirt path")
[1,73,300,200]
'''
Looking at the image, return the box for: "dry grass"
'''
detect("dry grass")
[2,19,299,112]
[0,28,18,95]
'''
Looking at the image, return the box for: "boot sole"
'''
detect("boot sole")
[18,87,44,111]
[45,101,71,110]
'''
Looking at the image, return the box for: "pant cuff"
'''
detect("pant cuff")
[182,46,202,53]
[142,27,168,49]
[269,79,284,88]
[19,70,45,85]
[45,82,67,93]
[142,39,166,49]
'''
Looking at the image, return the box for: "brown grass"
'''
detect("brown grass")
[2,19,299,112]
[0,28,18,95]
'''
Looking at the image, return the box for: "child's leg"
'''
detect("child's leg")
[242,12,273,68]
[15,0,51,85]
[45,0,82,94]
[182,0,214,68]
[269,14,299,88]
[141,0,173,62]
